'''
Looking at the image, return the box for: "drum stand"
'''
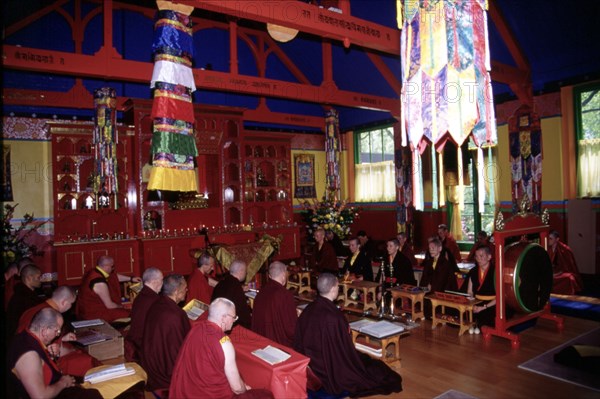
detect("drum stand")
[482,207,564,349]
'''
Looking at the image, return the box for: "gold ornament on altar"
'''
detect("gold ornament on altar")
[541,208,550,225]
[170,192,208,210]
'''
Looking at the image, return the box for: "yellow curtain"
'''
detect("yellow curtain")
[447,186,463,240]
[578,138,600,197]
[355,160,396,202]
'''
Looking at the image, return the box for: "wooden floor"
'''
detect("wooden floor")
[366,315,598,399]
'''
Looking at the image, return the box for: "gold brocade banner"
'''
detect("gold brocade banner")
[215,234,281,283]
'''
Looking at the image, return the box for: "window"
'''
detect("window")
[354,127,396,202]
[459,150,496,242]
[575,84,600,197]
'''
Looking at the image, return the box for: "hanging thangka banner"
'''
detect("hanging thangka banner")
[325,109,341,200]
[294,154,316,199]
[92,87,118,209]
[148,1,198,192]
[509,105,542,214]
[2,145,13,201]
[399,0,497,211]
[395,147,413,234]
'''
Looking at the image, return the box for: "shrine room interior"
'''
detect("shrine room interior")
[3,0,600,398]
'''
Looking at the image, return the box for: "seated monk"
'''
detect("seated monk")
[125,267,163,362]
[4,257,37,311]
[466,231,496,263]
[141,274,191,393]
[8,308,102,399]
[76,256,141,323]
[548,230,583,294]
[310,228,338,274]
[438,224,463,263]
[341,238,373,282]
[465,246,497,335]
[17,286,99,377]
[6,264,44,339]
[397,232,418,267]
[170,298,273,399]
[294,273,402,397]
[251,261,297,347]
[211,260,252,329]
[186,252,218,304]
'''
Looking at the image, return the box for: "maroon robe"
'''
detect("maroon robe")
[251,279,297,347]
[141,295,191,391]
[6,282,44,338]
[186,268,213,304]
[294,296,402,396]
[399,243,418,267]
[443,234,462,263]
[466,240,496,263]
[311,242,338,274]
[549,241,583,294]
[17,300,99,377]
[419,255,458,293]
[76,267,129,322]
[4,275,19,310]
[125,285,159,362]
[212,274,252,329]
[170,320,272,399]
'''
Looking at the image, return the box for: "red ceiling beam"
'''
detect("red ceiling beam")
[3,44,398,113]
[488,1,530,71]
[366,52,401,95]
[183,0,400,55]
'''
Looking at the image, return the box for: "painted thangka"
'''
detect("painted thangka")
[2,145,13,201]
[325,109,341,200]
[148,2,198,192]
[509,105,542,214]
[294,154,316,199]
[92,87,118,208]
[399,0,497,211]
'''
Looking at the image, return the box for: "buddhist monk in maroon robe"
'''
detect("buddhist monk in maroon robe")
[211,260,252,329]
[396,233,418,268]
[186,252,217,304]
[76,256,139,322]
[170,297,273,399]
[294,273,402,397]
[438,224,463,263]
[419,239,459,294]
[310,228,339,274]
[17,286,99,376]
[251,261,297,347]
[6,265,43,339]
[548,230,583,294]
[124,268,163,362]
[466,231,496,263]
[141,274,190,392]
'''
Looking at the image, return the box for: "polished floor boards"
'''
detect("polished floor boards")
[370,315,598,399]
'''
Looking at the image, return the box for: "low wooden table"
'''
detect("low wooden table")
[427,293,478,336]
[342,280,379,312]
[390,286,425,322]
[351,329,402,365]
[287,269,312,294]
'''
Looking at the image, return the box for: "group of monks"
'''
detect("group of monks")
[3,222,584,398]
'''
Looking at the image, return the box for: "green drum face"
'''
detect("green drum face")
[504,242,553,313]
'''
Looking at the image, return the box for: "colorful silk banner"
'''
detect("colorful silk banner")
[148,3,198,193]
[325,109,341,200]
[92,87,118,209]
[399,0,497,211]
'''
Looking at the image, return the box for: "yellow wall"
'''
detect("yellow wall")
[4,140,53,227]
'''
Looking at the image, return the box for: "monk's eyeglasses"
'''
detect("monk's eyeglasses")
[226,314,239,322]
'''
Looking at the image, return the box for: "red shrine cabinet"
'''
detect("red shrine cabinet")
[50,100,299,285]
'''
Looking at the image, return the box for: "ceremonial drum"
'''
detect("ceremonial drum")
[503,242,553,313]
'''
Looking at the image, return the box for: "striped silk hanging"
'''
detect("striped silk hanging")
[92,87,118,208]
[325,109,341,201]
[399,0,497,210]
[148,2,198,192]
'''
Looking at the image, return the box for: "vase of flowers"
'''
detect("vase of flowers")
[2,204,47,267]
[300,190,361,240]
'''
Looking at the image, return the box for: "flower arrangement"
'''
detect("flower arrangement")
[300,190,361,240]
[2,204,47,266]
